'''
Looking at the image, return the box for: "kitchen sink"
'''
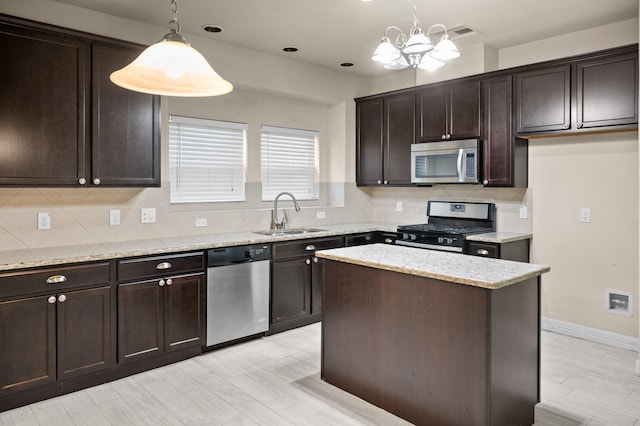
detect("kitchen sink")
[253,228,326,236]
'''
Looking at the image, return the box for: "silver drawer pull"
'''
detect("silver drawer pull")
[477,249,490,256]
[46,275,67,284]
[305,245,316,251]
[384,238,393,244]
[156,262,172,270]
[48,296,57,304]
[58,294,67,303]
[166,278,173,286]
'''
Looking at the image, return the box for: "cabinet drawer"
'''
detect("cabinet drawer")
[272,237,344,261]
[466,242,499,259]
[345,233,376,247]
[0,262,112,299]
[117,252,204,281]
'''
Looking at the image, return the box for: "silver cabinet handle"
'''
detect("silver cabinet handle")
[577,122,583,129]
[447,134,451,140]
[159,279,165,287]
[313,257,319,263]
[46,275,67,284]
[383,180,388,184]
[156,262,172,270]
[384,238,393,244]
[477,249,490,256]
[58,294,67,303]
[305,245,316,251]
[483,180,489,185]
[441,134,446,140]
[93,178,101,185]
[48,296,57,304]
[305,259,311,265]
[78,178,86,185]
[166,278,173,286]
[377,180,382,184]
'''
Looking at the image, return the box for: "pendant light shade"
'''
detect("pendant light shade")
[110,0,233,97]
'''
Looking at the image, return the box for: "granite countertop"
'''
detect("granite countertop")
[316,243,550,290]
[466,232,532,243]
[0,223,397,272]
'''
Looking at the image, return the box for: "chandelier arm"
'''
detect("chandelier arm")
[426,24,448,37]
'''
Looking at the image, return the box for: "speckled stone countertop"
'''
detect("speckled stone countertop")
[0,223,397,272]
[316,243,550,289]
[466,232,532,243]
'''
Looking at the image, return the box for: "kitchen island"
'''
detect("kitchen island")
[316,244,550,426]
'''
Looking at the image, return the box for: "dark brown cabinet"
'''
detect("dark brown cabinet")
[117,253,204,363]
[575,52,638,130]
[0,15,160,187]
[269,236,344,334]
[482,75,528,187]
[0,262,112,396]
[466,239,530,262]
[515,65,571,134]
[415,79,481,142]
[344,231,397,246]
[515,45,638,136]
[356,91,415,186]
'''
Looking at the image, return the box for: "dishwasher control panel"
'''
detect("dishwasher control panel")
[207,244,271,267]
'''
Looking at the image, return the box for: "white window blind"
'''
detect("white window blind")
[169,115,246,203]
[261,125,319,201]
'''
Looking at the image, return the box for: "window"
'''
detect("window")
[169,115,246,203]
[261,125,319,201]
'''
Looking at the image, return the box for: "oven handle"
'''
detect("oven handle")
[457,149,464,181]
[395,240,463,253]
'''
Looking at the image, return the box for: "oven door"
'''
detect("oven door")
[411,141,479,184]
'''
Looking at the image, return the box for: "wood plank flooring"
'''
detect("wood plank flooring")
[1,324,639,425]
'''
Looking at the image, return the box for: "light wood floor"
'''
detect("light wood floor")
[1,324,639,425]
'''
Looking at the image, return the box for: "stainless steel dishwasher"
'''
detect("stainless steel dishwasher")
[206,244,270,348]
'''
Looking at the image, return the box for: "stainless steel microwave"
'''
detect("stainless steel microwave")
[411,139,480,184]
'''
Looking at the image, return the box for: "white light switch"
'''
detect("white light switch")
[519,206,528,219]
[396,201,403,212]
[195,218,207,227]
[580,207,591,223]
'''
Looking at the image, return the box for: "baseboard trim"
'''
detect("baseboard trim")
[541,317,639,352]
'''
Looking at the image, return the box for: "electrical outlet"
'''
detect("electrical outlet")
[37,212,51,230]
[316,211,326,219]
[580,207,591,223]
[109,209,121,226]
[195,218,207,227]
[140,208,156,224]
[519,206,528,219]
[396,201,403,212]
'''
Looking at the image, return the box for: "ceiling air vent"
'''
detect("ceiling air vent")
[430,25,479,41]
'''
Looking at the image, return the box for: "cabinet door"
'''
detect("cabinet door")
[91,43,161,187]
[310,258,323,316]
[57,286,111,380]
[117,279,164,363]
[483,75,513,186]
[576,53,638,129]
[165,273,204,352]
[271,258,311,324]
[384,92,415,185]
[416,85,447,142]
[0,296,56,395]
[515,65,571,133]
[356,98,384,185]
[449,80,481,139]
[0,21,88,185]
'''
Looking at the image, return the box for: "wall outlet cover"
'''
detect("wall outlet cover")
[316,211,326,219]
[580,207,591,223]
[519,206,528,219]
[140,208,156,224]
[195,218,207,227]
[396,201,403,212]
[109,209,121,226]
[37,212,51,230]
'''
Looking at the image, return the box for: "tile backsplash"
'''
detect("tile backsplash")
[0,182,530,250]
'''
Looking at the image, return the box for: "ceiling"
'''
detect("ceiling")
[50,0,638,77]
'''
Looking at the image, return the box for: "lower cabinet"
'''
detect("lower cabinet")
[116,252,205,363]
[269,236,344,334]
[117,273,204,363]
[0,262,112,397]
[466,239,530,262]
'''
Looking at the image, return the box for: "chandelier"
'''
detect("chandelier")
[372,2,460,71]
[110,0,233,97]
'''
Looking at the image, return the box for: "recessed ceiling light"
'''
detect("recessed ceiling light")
[202,25,223,33]
[282,46,298,53]
[340,62,354,67]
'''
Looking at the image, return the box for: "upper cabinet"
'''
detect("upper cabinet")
[415,79,481,142]
[0,16,160,187]
[356,91,415,186]
[515,45,638,136]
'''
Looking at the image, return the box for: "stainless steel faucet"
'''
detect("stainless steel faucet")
[272,192,300,230]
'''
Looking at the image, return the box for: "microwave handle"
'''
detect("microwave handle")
[457,149,464,180]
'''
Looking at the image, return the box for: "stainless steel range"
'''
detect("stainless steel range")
[396,201,495,253]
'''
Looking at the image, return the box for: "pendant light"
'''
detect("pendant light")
[110,0,233,97]
[372,1,460,71]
